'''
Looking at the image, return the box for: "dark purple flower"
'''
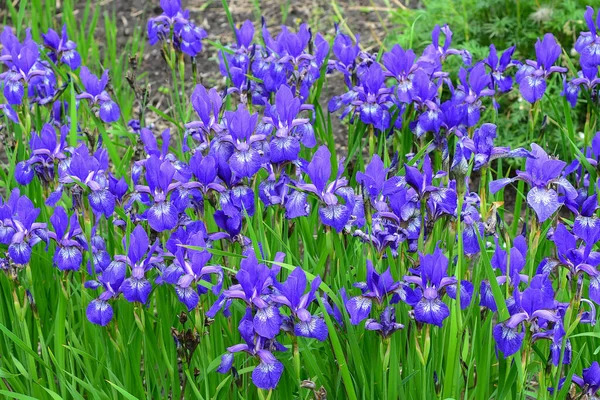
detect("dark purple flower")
[575,7,600,77]
[15,123,67,186]
[134,155,182,232]
[76,67,120,123]
[117,225,162,304]
[365,306,404,339]
[490,143,576,222]
[461,123,532,170]
[484,44,519,93]
[344,260,400,324]
[493,275,559,357]
[452,62,494,126]
[263,85,315,163]
[297,146,356,232]
[272,267,327,341]
[0,189,47,265]
[49,206,86,271]
[403,247,456,327]
[515,34,566,103]
[42,25,81,70]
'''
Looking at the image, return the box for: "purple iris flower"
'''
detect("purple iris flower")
[330,63,395,132]
[297,146,356,232]
[403,247,457,327]
[404,154,457,217]
[490,143,577,222]
[493,274,559,357]
[459,193,485,255]
[343,261,400,325]
[263,85,315,163]
[549,361,600,396]
[207,250,282,339]
[575,7,600,77]
[480,236,529,312]
[76,67,120,123]
[88,231,111,274]
[134,155,182,232]
[382,44,419,104]
[185,85,224,150]
[49,206,86,271]
[408,70,444,136]
[460,123,532,170]
[147,0,207,57]
[0,28,46,105]
[116,225,162,304]
[451,62,494,127]
[365,306,404,339]
[329,31,361,86]
[562,68,600,108]
[0,189,47,265]
[484,44,519,93]
[419,24,472,71]
[217,308,285,390]
[356,154,404,212]
[86,259,127,326]
[59,145,115,218]
[532,321,571,366]
[42,25,81,70]
[159,232,223,311]
[219,105,269,178]
[515,33,567,103]
[15,123,67,186]
[272,267,328,341]
[259,170,310,219]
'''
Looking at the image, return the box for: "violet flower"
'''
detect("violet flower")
[451,62,494,127]
[575,7,600,77]
[49,206,86,271]
[134,155,182,232]
[263,84,315,163]
[217,308,285,390]
[344,261,400,325]
[484,44,519,93]
[493,275,559,357]
[220,105,269,178]
[0,189,47,265]
[117,225,162,304]
[490,143,576,222]
[515,33,567,103]
[15,123,68,186]
[42,25,81,70]
[76,67,120,123]
[273,267,328,341]
[403,247,458,327]
[365,306,404,339]
[297,145,356,232]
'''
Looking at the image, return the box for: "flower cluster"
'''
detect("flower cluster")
[4,4,600,395]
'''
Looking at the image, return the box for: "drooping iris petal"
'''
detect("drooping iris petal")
[414,298,450,327]
[294,316,328,341]
[8,242,32,265]
[251,360,284,390]
[527,187,560,222]
[345,296,372,325]
[493,323,524,357]
[176,285,200,311]
[121,278,152,304]
[147,202,179,232]
[253,306,282,339]
[86,299,113,326]
[54,246,83,271]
